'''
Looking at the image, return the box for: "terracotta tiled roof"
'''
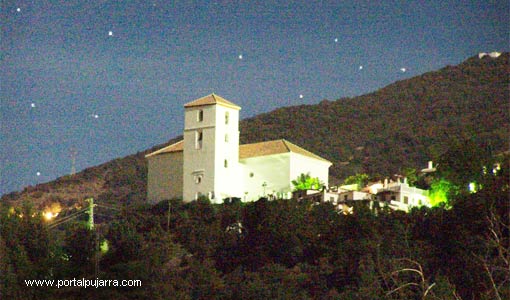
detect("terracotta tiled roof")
[239,139,331,163]
[146,139,331,164]
[145,140,184,158]
[184,94,241,110]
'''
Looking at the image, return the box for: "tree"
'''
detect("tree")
[292,173,324,191]
[343,173,369,190]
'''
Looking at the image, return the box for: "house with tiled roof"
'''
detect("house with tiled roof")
[146,94,332,203]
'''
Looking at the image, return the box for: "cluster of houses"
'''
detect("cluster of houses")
[146,94,433,212]
[293,175,432,213]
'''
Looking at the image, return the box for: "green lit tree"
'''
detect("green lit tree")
[292,173,324,191]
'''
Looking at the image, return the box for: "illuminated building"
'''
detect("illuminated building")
[146,94,332,203]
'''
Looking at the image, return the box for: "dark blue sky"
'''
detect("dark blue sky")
[1,1,509,195]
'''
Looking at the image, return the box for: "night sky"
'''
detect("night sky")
[1,1,509,195]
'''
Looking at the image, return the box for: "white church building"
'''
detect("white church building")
[146,94,332,204]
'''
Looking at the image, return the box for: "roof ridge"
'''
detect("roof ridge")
[281,139,291,152]
[145,140,184,158]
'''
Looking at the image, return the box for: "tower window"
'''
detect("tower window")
[225,111,229,124]
[225,133,229,143]
[195,131,203,149]
[197,110,203,122]
[224,159,228,168]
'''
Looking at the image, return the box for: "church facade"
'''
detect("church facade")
[146,94,332,204]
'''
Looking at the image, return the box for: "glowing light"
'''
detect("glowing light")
[468,182,477,193]
[334,38,338,43]
[238,54,243,60]
[108,31,113,36]
[299,94,303,99]
[94,114,99,119]
[493,163,501,174]
[400,68,406,72]
[36,172,41,176]
[359,65,363,70]
[31,103,36,108]
[43,211,58,221]
[17,8,21,12]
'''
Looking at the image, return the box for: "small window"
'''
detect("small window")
[195,131,203,149]
[344,195,348,201]
[225,111,229,124]
[391,195,396,201]
[197,110,203,122]
[225,133,229,143]
[403,196,409,204]
[195,175,202,184]
[224,159,228,168]
[249,172,254,178]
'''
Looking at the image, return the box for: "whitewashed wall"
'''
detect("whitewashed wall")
[240,153,291,201]
[183,105,217,202]
[289,153,331,189]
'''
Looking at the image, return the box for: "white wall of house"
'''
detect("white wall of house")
[397,184,430,208]
[289,153,331,189]
[147,151,183,204]
[324,190,371,204]
[240,153,291,201]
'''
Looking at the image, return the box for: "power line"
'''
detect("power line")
[47,207,89,229]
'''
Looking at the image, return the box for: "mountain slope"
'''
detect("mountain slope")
[2,53,508,208]
[240,53,509,180]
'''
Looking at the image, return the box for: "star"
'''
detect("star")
[31,103,36,108]
[108,31,113,36]
[299,94,304,99]
[93,114,99,119]
[36,172,41,176]
[359,65,363,70]
[400,68,407,72]
[16,8,21,12]
[238,54,243,60]
[334,38,338,43]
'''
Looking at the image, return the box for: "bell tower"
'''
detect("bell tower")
[182,94,241,203]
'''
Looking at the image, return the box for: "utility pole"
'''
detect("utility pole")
[167,199,171,231]
[85,198,94,230]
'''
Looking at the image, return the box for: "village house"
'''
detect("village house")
[146,94,332,204]
[294,177,432,213]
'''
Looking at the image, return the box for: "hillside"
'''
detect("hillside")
[240,53,509,180]
[2,53,509,208]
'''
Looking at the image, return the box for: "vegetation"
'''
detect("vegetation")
[292,173,325,191]
[1,152,508,299]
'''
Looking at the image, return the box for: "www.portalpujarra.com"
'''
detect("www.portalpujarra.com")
[25,278,141,289]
